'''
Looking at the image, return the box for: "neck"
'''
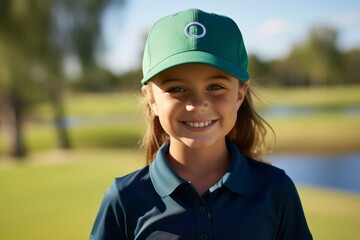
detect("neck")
[167,139,230,195]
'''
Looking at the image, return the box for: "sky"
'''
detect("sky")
[99,0,360,74]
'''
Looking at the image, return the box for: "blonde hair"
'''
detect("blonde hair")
[141,83,274,164]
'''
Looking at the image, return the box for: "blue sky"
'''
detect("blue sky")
[100,0,360,74]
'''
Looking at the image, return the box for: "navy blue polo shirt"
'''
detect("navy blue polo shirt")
[90,141,312,240]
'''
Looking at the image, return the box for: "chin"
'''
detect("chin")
[179,137,222,150]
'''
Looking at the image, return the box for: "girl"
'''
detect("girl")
[90,8,312,240]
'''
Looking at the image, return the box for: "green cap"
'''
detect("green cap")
[141,8,249,84]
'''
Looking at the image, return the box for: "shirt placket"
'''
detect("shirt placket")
[186,182,213,240]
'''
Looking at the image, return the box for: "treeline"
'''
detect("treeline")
[248,27,360,87]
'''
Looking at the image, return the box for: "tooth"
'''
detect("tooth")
[186,121,212,128]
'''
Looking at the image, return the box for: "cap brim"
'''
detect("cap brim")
[141,51,249,84]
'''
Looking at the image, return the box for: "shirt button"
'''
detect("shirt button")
[199,206,206,214]
[200,233,209,240]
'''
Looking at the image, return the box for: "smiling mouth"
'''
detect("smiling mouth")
[183,120,215,128]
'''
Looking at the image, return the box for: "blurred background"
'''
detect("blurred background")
[0,0,359,239]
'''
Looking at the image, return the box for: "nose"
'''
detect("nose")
[185,92,209,112]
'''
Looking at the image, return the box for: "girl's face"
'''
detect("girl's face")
[142,64,248,150]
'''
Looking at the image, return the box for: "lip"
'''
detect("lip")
[181,119,217,131]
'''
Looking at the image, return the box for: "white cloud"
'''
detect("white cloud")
[256,19,291,37]
[245,19,298,60]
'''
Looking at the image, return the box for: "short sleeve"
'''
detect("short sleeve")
[90,182,126,240]
[277,174,312,240]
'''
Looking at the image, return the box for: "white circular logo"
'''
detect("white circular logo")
[184,22,206,39]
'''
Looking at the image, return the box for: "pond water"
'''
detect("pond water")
[269,153,360,194]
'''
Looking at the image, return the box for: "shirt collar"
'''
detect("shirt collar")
[149,140,251,198]
[222,140,251,195]
[150,144,186,198]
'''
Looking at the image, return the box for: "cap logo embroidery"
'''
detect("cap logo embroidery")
[184,22,206,39]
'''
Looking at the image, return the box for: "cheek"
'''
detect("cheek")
[155,100,184,135]
[213,94,240,126]
[213,93,240,111]
[156,98,183,118]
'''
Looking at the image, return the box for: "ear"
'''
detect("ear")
[141,85,159,116]
[236,82,249,109]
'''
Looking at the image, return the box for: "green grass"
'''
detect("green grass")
[0,149,144,240]
[268,114,360,153]
[0,150,359,240]
[31,92,143,119]
[252,85,360,153]
[298,187,360,240]
[22,123,146,151]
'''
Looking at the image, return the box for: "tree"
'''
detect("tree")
[248,54,269,84]
[0,1,51,157]
[286,26,343,86]
[344,49,360,84]
[0,0,126,158]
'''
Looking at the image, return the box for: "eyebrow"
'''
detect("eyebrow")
[158,78,184,85]
[208,75,232,81]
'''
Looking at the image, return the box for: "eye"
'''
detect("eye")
[167,87,186,93]
[207,84,224,91]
